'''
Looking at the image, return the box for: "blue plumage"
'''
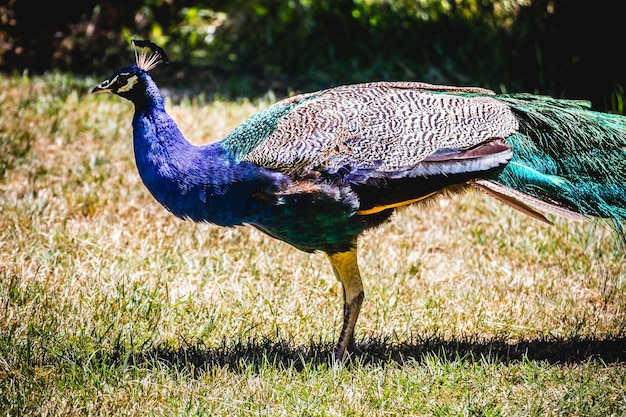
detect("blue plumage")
[93,41,626,359]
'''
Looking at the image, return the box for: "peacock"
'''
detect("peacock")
[93,40,626,359]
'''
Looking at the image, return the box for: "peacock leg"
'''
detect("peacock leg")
[327,249,364,360]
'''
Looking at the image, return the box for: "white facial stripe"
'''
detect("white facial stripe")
[99,77,115,89]
[117,75,138,93]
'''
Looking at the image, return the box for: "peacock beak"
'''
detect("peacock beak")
[91,79,113,94]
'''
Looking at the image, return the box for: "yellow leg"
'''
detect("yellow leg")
[327,249,364,360]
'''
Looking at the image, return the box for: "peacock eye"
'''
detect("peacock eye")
[117,73,129,85]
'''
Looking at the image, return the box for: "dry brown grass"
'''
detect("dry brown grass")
[1,73,625,416]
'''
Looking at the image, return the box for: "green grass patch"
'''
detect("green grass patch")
[1,74,625,416]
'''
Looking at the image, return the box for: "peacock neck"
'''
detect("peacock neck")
[130,91,287,227]
[130,76,205,178]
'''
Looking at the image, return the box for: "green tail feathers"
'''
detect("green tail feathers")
[491,94,626,237]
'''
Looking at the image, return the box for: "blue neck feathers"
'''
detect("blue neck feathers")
[130,75,287,226]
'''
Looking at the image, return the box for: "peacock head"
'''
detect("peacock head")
[92,40,168,102]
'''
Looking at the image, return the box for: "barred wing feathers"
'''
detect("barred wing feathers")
[243,82,519,181]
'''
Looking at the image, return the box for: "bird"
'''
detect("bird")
[93,40,626,360]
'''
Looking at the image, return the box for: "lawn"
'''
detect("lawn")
[1,74,625,416]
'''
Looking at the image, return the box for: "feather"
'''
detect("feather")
[472,179,587,224]
[132,39,169,71]
[356,191,438,215]
[489,94,626,240]
[242,82,519,177]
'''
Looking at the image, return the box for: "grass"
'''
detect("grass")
[1,72,625,416]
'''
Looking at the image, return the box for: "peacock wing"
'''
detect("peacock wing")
[243,82,519,181]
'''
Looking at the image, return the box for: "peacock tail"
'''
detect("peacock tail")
[486,94,626,239]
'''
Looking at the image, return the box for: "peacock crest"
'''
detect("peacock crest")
[132,39,169,72]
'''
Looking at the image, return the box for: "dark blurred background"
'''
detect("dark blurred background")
[0,0,623,112]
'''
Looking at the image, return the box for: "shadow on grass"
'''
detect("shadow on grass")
[122,335,626,373]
